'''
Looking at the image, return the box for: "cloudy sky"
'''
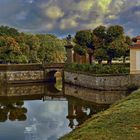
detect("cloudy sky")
[0,0,140,37]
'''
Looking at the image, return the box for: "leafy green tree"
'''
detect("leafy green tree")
[75,30,93,47]
[37,34,66,63]
[106,25,124,43]
[94,48,107,64]
[93,25,106,40]
[93,26,108,64]
[93,25,130,64]
[110,35,131,63]
[106,25,125,64]
[0,25,19,37]
[0,36,27,63]
[75,30,93,64]
[24,34,40,63]
[73,44,87,56]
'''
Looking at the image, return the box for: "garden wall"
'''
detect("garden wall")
[65,71,140,91]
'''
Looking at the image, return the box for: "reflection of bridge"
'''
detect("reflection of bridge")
[0,63,64,84]
[0,82,66,101]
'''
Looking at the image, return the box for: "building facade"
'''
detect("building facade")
[130,36,140,74]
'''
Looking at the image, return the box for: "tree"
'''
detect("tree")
[106,25,125,64]
[0,26,19,37]
[24,34,40,63]
[37,34,66,63]
[75,30,93,64]
[93,25,106,39]
[93,26,107,64]
[73,44,87,56]
[0,36,27,63]
[92,25,130,64]
[106,25,124,43]
[94,48,107,64]
[112,35,131,63]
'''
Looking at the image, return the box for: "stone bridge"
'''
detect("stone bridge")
[0,63,65,84]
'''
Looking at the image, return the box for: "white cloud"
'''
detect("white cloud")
[73,0,94,12]
[42,5,64,20]
[60,18,78,30]
[44,23,54,30]
[97,0,112,13]
[107,14,118,20]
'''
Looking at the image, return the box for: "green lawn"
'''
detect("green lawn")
[60,90,140,140]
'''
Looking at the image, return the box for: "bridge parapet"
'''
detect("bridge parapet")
[43,63,65,69]
[0,63,65,84]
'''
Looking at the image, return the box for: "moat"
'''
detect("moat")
[0,83,129,140]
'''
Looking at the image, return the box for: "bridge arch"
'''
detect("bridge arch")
[45,70,57,82]
[44,69,63,82]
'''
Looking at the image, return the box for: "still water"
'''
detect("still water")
[0,83,128,140]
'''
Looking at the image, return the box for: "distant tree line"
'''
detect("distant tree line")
[0,26,66,63]
[74,25,132,64]
[0,25,132,64]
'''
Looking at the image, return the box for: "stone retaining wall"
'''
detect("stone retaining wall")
[65,71,140,91]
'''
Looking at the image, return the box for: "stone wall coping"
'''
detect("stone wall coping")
[0,63,64,71]
[65,70,129,77]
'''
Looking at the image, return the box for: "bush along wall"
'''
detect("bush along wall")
[65,63,130,75]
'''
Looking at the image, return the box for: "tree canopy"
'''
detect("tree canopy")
[0,26,66,63]
[74,25,131,64]
[93,25,131,64]
[0,25,131,64]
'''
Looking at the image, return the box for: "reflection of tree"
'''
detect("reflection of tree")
[0,100,27,122]
[66,97,109,129]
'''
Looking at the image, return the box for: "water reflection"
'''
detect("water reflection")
[0,83,128,140]
[65,84,129,104]
[0,100,27,122]
[66,97,108,129]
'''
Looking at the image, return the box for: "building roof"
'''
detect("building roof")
[130,44,140,49]
[136,36,140,40]
[130,35,140,49]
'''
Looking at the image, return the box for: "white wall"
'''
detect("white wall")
[136,51,140,70]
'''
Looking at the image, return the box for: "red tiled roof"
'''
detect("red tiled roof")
[130,44,140,49]
[136,41,140,44]
[136,35,140,37]
[136,36,140,39]
[130,36,140,49]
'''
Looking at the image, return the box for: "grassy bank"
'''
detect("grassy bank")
[60,90,140,140]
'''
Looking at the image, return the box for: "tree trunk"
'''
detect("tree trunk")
[123,56,126,64]
[88,54,92,64]
[98,59,102,64]
[107,59,112,65]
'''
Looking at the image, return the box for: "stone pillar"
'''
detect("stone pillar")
[65,35,74,63]
[65,46,73,63]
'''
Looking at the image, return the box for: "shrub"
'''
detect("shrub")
[65,63,130,74]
